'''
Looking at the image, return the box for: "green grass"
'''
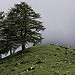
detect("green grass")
[0,45,75,75]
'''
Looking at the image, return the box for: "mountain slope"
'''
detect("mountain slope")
[0,45,75,75]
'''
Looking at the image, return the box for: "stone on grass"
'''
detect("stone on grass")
[66,49,69,52]
[65,51,68,55]
[73,48,75,51]
[54,53,58,56]
[64,71,69,75]
[55,71,59,75]
[15,63,20,66]
[73,52,75,55]
[11,68,16,71]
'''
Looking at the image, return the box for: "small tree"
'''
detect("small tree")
[6,2,45,53]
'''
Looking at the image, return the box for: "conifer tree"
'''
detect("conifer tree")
[0,12,20,54]
[7,2,45,53]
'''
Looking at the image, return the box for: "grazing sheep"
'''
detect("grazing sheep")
[62,46,66,48]
[56,44,58,46]
[50,43,54,45]
[65,46,71,50]
[56,47,61,50]
[59,45,63,48]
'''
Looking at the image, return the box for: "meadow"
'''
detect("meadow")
[0,45,75,75]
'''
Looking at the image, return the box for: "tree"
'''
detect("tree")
[7,2,45,53]
[3,2,45,53]
[0,11,20,55]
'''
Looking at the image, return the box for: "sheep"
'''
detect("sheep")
[56,47,61,50]
[50,43,54,45]
[59,45,63,48]
[65,46,71,50]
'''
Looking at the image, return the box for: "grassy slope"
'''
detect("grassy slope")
[0,45,75,75]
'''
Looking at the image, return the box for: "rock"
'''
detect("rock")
[31,67,35,70]
[11,68,16,71]
[27,67,35,71]
[28,68,31,71]
[70,50,74,53]
[15,63,20,66]
[66,49,69,52]
[54,53,58,56]
[73,48,75,51]
[2,68,5,71]
[65,51,68,55]
[64,71,69,75]
[55,71,59,75]
[35,55,38,58]
[73,52,75,55]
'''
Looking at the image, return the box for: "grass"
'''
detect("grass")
[0,45,75,75]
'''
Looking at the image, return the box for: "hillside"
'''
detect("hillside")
[0,45,75,75]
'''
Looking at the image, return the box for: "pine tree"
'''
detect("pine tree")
[0,12,20,54]
[4,2,45,53]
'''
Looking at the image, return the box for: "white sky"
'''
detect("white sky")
[0,0,75,47]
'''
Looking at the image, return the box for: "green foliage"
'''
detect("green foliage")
[0,11,20,54]
[7,2,45,44]
[0,2,45,54]
[0,45,75,75]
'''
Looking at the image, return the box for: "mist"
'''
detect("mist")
[0,0,75,48]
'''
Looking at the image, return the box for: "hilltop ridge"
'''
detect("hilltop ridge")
[0,45,75,75]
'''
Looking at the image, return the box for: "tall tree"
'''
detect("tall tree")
[0,11,20,55]
[6,2,45,53]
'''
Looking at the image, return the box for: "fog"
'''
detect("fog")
[0,0,75,48]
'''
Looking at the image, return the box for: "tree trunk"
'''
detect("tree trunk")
[21,28,26,54]
[10,46,12,55]
[10,50,12,55]
[22,44,26,54]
